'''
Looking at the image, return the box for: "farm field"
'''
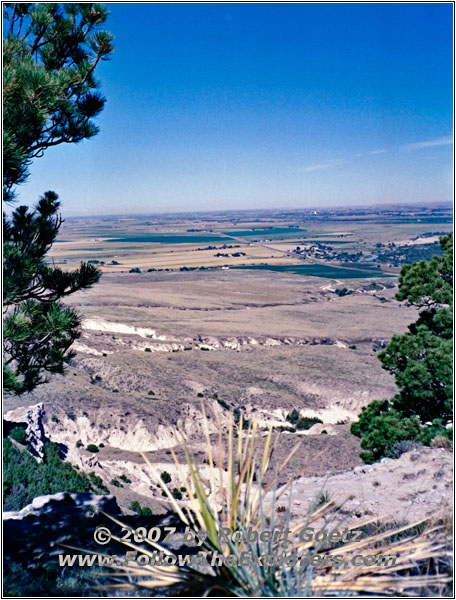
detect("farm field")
[9,202,451,517]
[232,264,389,278]
[48,203,452,273]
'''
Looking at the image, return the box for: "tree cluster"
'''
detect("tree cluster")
[351,234,453,463]
[3,438,96,511]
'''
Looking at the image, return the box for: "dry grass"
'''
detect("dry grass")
[88,406,452,597]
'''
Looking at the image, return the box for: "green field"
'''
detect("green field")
[223,227,305,236]
[107,233,228,244]
[338,262,383,270]
[232,263,391,279]
[73,245,152,252]
[222,227,308,240]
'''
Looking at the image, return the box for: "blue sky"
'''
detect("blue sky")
[23,2,453,215]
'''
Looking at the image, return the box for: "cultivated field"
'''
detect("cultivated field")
[7,203,452,520]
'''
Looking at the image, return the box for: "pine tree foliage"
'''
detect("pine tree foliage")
[3,438,97,511]
[351,234,453,463]
[3,193,101,394]
[378,233,453,422]
[3,2,114,201]
[3,3,113,394]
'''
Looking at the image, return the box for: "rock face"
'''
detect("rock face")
[4,402,50,459]
[3,492,185,568]
[3,492,121,565]
[4,490,120,521]
[2,492,193,597]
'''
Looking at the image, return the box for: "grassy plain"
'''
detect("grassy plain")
[9,202,452,516]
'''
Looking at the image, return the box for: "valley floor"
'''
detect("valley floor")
[6,267,441,523]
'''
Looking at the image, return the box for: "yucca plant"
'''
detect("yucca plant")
[89,406,452,596]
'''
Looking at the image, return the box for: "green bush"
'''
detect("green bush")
[286,409,300,424]
[172,488,182,500]
[216,398,230,410]
[296,417,322,430]
[129,501,141,513]
[86,444,99,453]
[9,426,27,445]
[418,419,453,446]
[379,326,452,422]
[141,506,152,516]
[351,403,423,464]
[76,440,83,448]
[160,471,172,484]
[120,474,132,484]
[350,400,390,438]
[101,408,453,598]
[110,479,123,488]
[3,439,95,511]
[88,472,109,494]
[286,410,322,430]
[334,287,352,297]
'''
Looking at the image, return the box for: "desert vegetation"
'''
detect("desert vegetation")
[97,413,452,597]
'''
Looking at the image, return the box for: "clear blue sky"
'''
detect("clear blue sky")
[23,2,453,215]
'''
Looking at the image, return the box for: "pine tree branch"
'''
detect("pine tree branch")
[29,25,47,55]
[16,15,24,37]
[8,4,16,35]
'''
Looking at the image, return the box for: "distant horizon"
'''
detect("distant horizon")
[62,199,453,221]
[15,3,453,215]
